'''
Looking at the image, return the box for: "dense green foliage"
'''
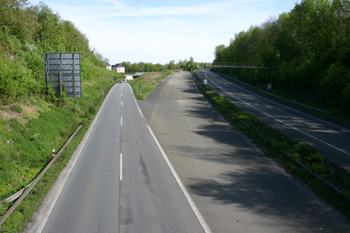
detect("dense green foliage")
[0,0,123,208]
[214,0,350,113]
[0,0,121,104]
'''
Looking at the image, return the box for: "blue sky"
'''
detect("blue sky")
[29,0,299,64]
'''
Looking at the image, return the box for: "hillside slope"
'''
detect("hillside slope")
[0,0,123,212]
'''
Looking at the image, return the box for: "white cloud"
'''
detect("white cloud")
[97,0,125,8]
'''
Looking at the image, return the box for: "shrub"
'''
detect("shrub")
[0,156,14,186]
[293,143,324,164]
[10,105,22,113]
[320,62,347,105]
[88,105,96,114]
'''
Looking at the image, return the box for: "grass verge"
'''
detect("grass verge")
[129,71,174,100]
[193,73,350,220]
[0,122,88,232]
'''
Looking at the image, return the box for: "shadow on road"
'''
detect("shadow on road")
[187,168,346,232]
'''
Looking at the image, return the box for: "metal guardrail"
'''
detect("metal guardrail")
[0,124,82,226]
[206,62,274,70]
[216,72,334,115]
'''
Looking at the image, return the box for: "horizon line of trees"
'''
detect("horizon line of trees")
[214,0,350,111]
[119,57,210,73]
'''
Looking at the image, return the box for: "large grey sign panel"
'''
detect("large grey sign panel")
[44,53,81,98]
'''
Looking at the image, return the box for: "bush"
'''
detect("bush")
[10,105,22,113]
[342,83,350,112]
[88,105,96,114]
[0,156,14,187]
[320,62,347,105]
[293,143,323,164]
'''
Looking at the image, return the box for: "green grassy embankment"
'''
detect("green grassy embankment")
[0,70,124,232]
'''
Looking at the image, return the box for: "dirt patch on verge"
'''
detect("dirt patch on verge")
[141,72,163,84]
[0,104,39,123]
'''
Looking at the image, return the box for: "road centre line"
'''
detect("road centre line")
[120,153,123,181]
[206,75,350,157]
[120,86,124,181]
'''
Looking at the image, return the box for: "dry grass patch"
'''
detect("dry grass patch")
[141,72,163,84]
[0,104,39,124]
[130,71,173,100]
[0,107,23,121]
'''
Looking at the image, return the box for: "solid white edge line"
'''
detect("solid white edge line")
[25,84,120,233]
[206,75,350,157]
[128,84,212,233]
[120,153,123,181]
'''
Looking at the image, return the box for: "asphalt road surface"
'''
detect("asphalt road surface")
[25,83,206,233]
[196,70,350,172]
[138,71,350,233]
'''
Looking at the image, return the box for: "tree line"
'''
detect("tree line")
[213,0,350,112]
[0,0,113,104]
[120,57,210,73]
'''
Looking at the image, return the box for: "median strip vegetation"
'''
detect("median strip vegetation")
[193,73,350,220]
[129,71,174,100]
